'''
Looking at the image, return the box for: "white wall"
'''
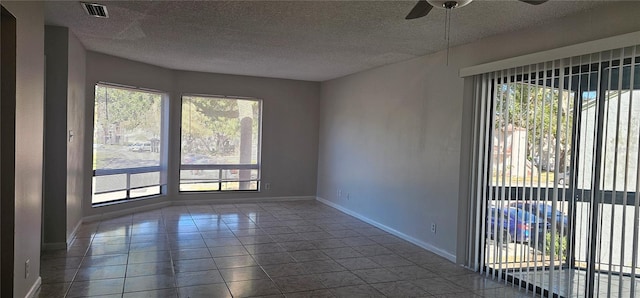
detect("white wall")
[3,1,45,297]
[84,52,320,217]
[316,2,640,262]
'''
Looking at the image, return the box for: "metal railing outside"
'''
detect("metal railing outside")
[179,164,260,191]
[92,166,163,204]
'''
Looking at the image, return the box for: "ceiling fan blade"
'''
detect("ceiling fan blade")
[518,0,549,5]
[405,0,433,20]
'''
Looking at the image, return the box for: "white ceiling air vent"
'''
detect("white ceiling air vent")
[81,2,108,18]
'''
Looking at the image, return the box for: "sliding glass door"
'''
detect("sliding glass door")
[472,45,640,297]
[483,63,576,295]
[581,50,640,297]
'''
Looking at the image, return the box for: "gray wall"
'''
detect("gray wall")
[43,26,69,246]
[67,30,86,241]
[3,1,45,297]
[43,26,86,248]
[84,52,320,217]
[316,2,640,261]
[318,53,463,259]
[173,70,320,200]
[83,52,175,217]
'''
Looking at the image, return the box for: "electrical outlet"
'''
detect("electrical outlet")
[264,183,271,190]
[337,189,342,198]
[346,193,350,200]
[25,259,30,279]
[431,223,437,234]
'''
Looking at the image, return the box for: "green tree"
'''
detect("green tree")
[94,86,162,144]
[182,96,241,156]
[181,96,260,163]
[494,82,574,170]
[545,232,567,261]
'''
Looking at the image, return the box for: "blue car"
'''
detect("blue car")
[510,202,569,235]
[486,207,532,243]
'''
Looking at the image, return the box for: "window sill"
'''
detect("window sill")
[92,194,166,208]
[179,190,261,194]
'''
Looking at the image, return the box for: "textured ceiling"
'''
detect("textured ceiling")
[44,1,608,81]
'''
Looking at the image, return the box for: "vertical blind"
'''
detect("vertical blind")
[467,44,640,297]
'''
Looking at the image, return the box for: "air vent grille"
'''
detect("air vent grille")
[81,2,108,18]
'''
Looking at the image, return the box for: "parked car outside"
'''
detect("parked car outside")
[533,155,555,171]
[486,207,532,243]
[510,202,570,235]
[556,172,570,185]
[128,142,152,152]
[505,206,551,237]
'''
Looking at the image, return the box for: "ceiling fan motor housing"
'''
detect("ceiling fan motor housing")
[427,0,473,9]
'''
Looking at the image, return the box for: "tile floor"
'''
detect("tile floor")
[515,269,640,297]
[37,200,536,297]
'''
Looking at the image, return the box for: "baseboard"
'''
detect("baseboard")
[82,196,316,222]
[316,196,457,263]
[67,219,83,247]
[25,276,41,298]
[42,220,85,251]
[42,242,67,251]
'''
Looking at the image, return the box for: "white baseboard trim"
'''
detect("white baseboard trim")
[42,220,85,251]
[67,219,83,247]
[41,242,67,251]
[316,196,457,263]
[25,276,41,298]
[82,196,315,222]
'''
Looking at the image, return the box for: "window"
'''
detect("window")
[92,84,167,204]
[491,78,575,188]
[180,95,261,191]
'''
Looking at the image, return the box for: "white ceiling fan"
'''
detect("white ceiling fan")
[405,0,549,64]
